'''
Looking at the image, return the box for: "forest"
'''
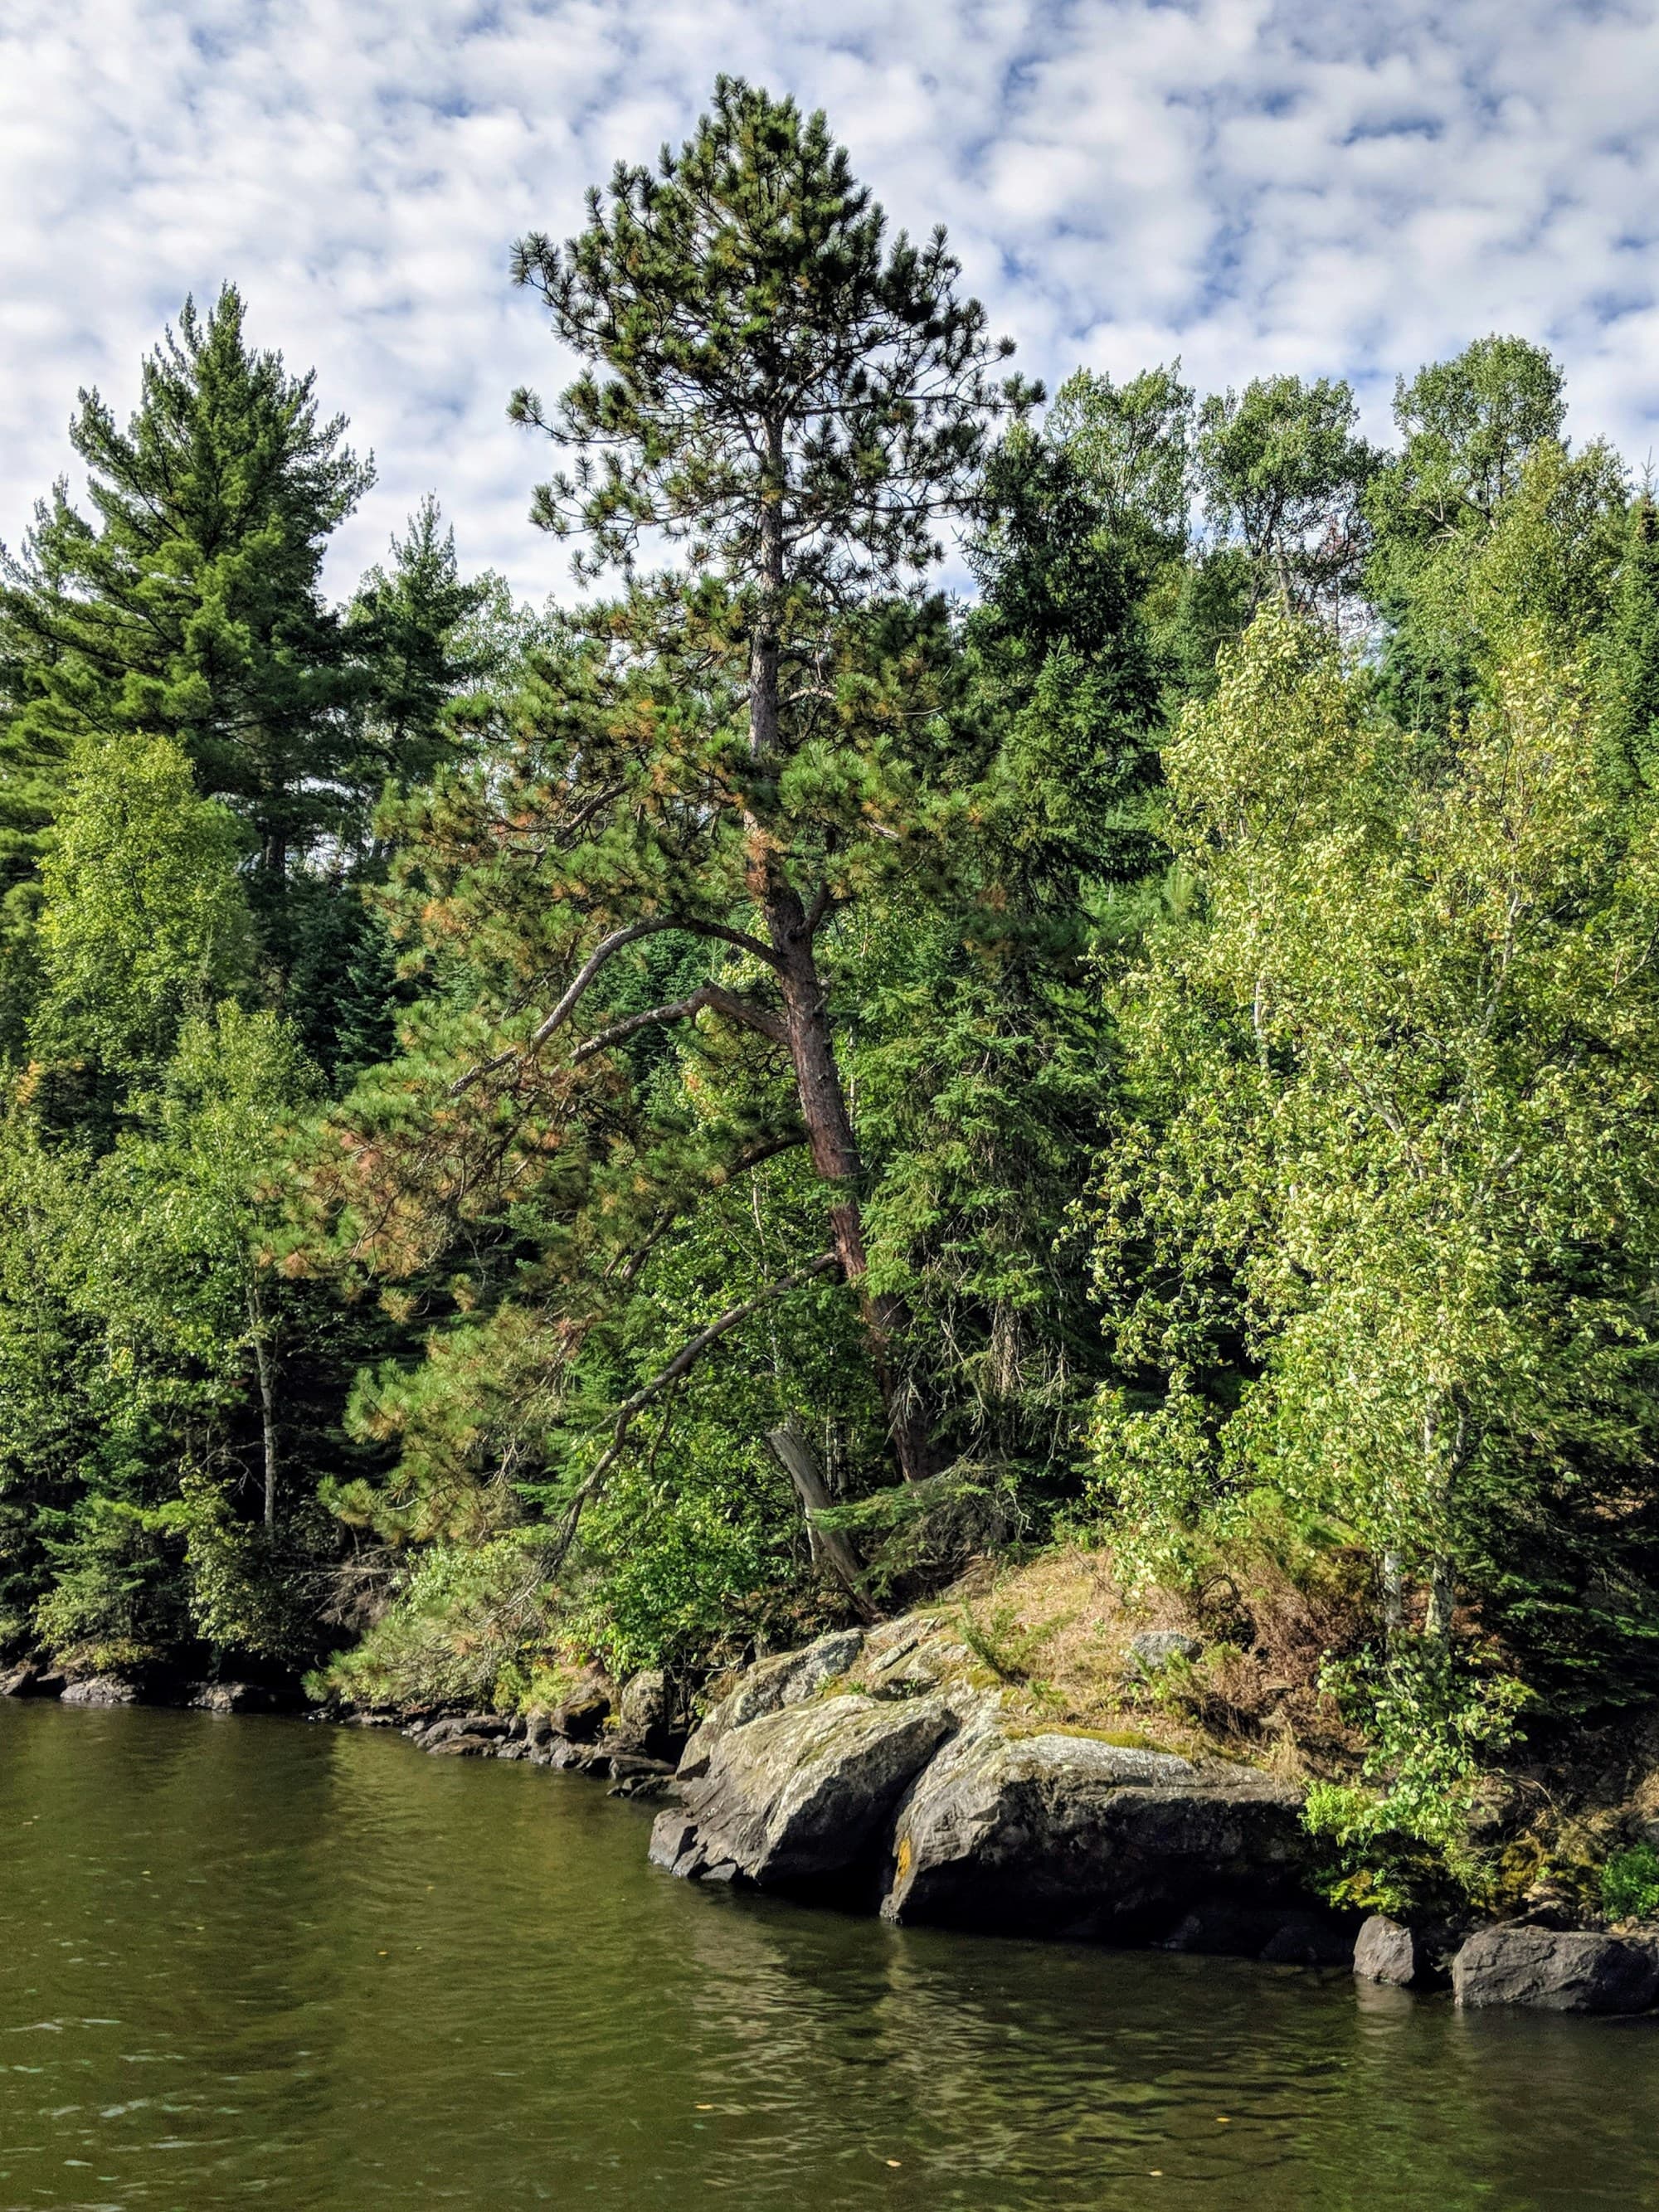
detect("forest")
[5,78,1659,1915]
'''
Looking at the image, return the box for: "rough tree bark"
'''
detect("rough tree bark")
[747,426,936,1485]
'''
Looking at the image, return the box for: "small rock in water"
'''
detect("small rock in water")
[1354,1914,1423,1986]
[1258,1912,1355,1967]
[186,1682,281,1714]
[1164,1903,1352,1964]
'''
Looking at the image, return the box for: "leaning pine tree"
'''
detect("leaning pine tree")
[304,81,1024,1555]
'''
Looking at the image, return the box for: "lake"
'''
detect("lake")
[1,1696,1655,2209]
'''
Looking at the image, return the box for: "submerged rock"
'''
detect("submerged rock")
[881,1725,1306,1941]
[1165,1902,1354,1966]
[1452,1928,1659,2014]
[650,1691,956,1890]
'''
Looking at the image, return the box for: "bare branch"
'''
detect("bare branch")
[571,983,787,1062]
[448,915,785,1097]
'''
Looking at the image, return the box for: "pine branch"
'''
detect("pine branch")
[448,916,784,1096]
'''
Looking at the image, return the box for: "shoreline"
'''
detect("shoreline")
[12,1622,1659,2022]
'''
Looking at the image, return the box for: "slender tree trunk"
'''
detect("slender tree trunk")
[766,1421,874,1619]
[746,427,936,1484]
[1381,1549,1404,1634]
[1420,1403,1462,1646]
[248,1284,278,1531]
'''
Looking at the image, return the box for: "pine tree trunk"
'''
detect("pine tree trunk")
[747,436,935,1483]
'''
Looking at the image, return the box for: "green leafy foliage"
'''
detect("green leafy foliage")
[1602,1844,1659,1923]
[2,77,1659,1868]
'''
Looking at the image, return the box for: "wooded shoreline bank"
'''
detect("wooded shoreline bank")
[12,1605,1659,2022]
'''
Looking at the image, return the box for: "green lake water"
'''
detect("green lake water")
[2,1696,1657,2210]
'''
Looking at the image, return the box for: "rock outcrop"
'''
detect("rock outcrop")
[648,1626,1331,1953]
[881,1723,1311,1943]
[1451,1927,1659,2014]
[408,1713,521,1757]
[651,1691,956,1890]
[611,1669,677,1761]
[679,1628,866,1777]
[0,1662,65,1698]
[59,1675,139,1707]
[545,1683,610,1743]
[187,1682,284,1714]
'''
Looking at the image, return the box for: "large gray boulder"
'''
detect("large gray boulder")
[1452,1927,1659,2014]
[1129,1631,1202,1676]
[679,1629,865,1778]
[881,1724,1307,1941]
[410,1713,516,1756]
[1351,1913,1461,1988]
[650,1690,956,1890]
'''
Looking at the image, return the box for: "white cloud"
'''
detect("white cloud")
[2,0,1657,600]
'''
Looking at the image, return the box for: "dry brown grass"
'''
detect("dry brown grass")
[929,1542,1370,1777]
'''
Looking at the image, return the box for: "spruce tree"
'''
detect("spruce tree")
[1602,494,1659,786]
[0,286,371,897]
[343,494,497,821]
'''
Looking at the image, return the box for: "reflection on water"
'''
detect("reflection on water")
[0,1699,1654,2210]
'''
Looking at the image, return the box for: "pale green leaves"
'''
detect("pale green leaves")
[35,732,251,1072]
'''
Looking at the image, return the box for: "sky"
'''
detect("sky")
[4,0,1658,602]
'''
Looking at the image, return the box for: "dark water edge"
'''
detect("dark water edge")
[1,1699,1656,2211]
